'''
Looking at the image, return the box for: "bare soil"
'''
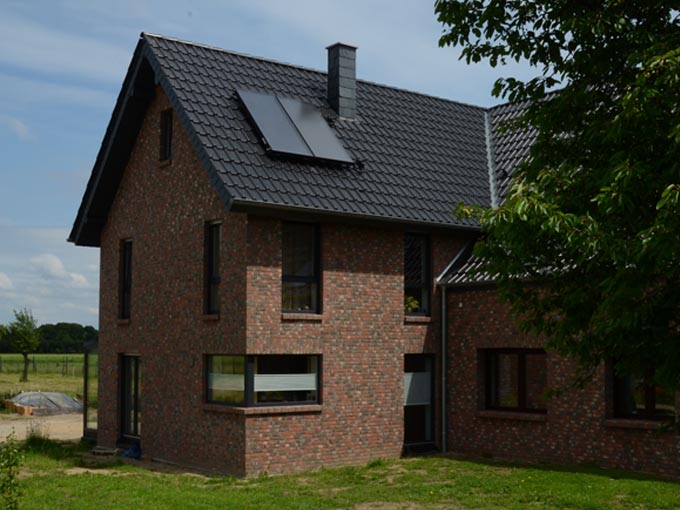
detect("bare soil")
[0,413,83,441]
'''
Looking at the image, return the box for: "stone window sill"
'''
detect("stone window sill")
[604,418,671,431]
[158,159,172,167]
[281,313,323,322]
[477,410,547,422]
[201,314,220,322]
[117,319,130,326]
[204,404,322,416]
[404,315,433,324]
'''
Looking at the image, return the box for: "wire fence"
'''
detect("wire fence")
[0,356,93,377]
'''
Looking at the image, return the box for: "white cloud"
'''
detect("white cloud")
[0,73,113,109]
[0,273,13,290]
[0,226,99,326]
[3,117,32,141]
[227,0,533,105]
[30,253,89,288]
[0,11,130,84]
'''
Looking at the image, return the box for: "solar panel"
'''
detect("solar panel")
[237,89,353,165]
[237,90,312,158]
[278,97,354,164]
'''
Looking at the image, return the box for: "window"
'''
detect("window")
[119,240,132,319]
[483,349,547,413]
[206,354,320,406]
[83,340,98,437]
[404,355,434,446]
[282,222,320,313]
[204,222,221,315]
[159,109,173,161]
[206,355,245,405]
[613,368,675,420]
[404,233,431,315]
[121,355,141,439]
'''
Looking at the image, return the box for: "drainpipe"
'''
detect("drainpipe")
[435,243,473,454]
[440,285,447,453]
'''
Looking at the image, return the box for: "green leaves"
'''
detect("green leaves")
[437,1,680,389]
[0,432,23,510]
[7,309,41,383]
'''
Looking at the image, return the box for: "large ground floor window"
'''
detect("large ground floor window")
[482,349,547,413]
[206,354,320,406]
[613,368,675,420]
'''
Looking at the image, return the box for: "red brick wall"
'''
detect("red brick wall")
[446,287,680,477]
[97,84,466,476]
[99,87,248,475]
[242,223,463,476]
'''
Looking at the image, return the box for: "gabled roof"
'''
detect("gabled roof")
[70,33,528,247]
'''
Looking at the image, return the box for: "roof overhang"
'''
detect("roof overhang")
[68,38,156,246]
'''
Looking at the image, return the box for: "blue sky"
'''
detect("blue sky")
[0,0,531,327]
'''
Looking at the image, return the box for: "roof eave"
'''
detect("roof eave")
[230,198,482,233]
[68,35,155,247]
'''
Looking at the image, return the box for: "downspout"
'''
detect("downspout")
[436,253,460,455]
[437,242,475,454]
[440,285,447,453]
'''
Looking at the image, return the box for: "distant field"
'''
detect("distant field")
[0,354,97,400]
[0,354,88,376]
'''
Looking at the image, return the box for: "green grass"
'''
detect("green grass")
[0,354,94,401]
[0,354,87,376]
[12,443,680,510]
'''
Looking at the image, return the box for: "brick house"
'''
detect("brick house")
[69,34,680,477]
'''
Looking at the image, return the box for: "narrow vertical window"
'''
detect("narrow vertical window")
[160,109,173,161]
[404,354,434,446]
[119,240,132,319]
[121,355,141,438]
[282,222,320,313]
[404,233,431,315]
[204,222,221,315]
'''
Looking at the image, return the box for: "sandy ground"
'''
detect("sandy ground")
[0,413,83,441]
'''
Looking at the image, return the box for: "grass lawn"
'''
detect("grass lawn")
[0,373,84,400]
[13,440,680,510]
[0,354,90,400]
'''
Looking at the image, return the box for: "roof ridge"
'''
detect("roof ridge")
[141,32,492,112]
[142,32,329,77]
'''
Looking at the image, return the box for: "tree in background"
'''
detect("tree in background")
[435,3,680,389]
[38,323,98,353]
[6,309,41,382]
[0,322,97,354]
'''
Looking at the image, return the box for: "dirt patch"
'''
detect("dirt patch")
[0,413,82,441]
[355,502,461,510]
[64,467,127,476]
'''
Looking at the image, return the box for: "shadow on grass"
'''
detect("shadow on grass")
[23,435,85,460]
[434,451,680,485]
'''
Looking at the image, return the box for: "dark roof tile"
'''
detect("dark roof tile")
[137,34,494,228]
[70,33,535,245]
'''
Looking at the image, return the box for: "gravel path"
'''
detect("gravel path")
[0,413,83,441]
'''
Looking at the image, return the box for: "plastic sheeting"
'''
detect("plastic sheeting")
[8,392,83,415]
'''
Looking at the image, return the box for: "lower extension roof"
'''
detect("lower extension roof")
[69,33,532,247]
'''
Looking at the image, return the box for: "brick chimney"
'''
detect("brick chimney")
[327,43,357,119]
